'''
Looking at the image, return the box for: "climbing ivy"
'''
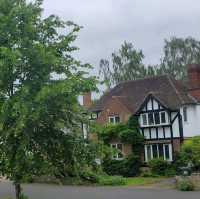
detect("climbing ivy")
[97,116,144,155]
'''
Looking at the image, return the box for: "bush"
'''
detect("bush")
[149,158,175,176]
[177,178,195,191]
[102,154,141,177]
[175,136,200,171]
[98,175,126,186]
[80,170,100,183]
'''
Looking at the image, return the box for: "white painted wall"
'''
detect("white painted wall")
[181,104,200,137]
[171,112,180,138]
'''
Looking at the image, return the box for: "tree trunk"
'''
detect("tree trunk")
[14,182,22,199]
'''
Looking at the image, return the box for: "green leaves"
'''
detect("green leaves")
[0,0,97,190]
[97,117,144,155]
[160,37,200,80]
[99,37,200,88]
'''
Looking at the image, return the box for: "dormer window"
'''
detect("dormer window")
[109,115,120,124]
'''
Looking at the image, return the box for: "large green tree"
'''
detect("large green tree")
[99,37,200,88]
[159,37,200,80]
[99,41,156,88]
[0,0,97,198]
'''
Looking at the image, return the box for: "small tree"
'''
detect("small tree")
[0,0,97,198]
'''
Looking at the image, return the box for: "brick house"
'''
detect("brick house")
[84,64,200,162]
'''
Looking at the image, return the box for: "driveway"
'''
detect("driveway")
[1,181,200,199]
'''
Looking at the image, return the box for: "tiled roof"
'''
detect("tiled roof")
[89,75,197,113]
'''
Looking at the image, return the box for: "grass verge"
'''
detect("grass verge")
[125,177,166,187]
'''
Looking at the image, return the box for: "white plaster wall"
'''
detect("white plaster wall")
[151,128,157,139]
[181,105,200,137]
[165,127,171,138]
[147,100,152,110]
[171,112,180,137]
[158,127,164,138]
[153,100,159,110]
[144,129,150,139]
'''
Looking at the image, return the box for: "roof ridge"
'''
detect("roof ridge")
[115,75,167,86]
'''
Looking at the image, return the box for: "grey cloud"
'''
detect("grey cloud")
[42,0,200,75]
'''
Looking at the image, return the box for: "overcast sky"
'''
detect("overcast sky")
[42,0,200,93]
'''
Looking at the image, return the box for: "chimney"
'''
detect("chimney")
[188,64,200,89]
[187,64,200,101]
[83,92,92,108]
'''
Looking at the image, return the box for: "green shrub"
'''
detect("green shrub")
[80,170,100,183]
[175,136,200,171]
[149,158,174,176]
[103,154,141,177]
[98,175,126,186]
[177,178,195,191]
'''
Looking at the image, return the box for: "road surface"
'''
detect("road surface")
[0,181,200,199]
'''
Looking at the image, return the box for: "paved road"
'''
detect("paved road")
[1,181,200,199]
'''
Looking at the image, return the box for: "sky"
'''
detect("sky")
[42,0,200,94]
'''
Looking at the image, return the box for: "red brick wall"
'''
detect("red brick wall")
[96,97,132,125]
[173,138,181,153]
[188,64,200,101]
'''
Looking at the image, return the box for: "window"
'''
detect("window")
[160,112,166,124]
[148,113,154,125]
[164,144,170,160]
[146,145,151,161]
[145,144,172,162]
[152,144,158,158]
[142,114,147,125]
[109,116,120,124]
[154,112,160,125]
[111,143,124,160]
[158,144,164,158]
[90,113,97,120]
[140,111,168,127]
[183,107,188,122]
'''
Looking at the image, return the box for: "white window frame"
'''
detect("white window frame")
[140,111,169,127]
[141,113,148,126]
[144,143,172,162]
[111,143,124,160]
[160,111,168,125]
[109,115,120,124]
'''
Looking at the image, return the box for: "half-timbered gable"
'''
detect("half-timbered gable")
[134,94,183,161]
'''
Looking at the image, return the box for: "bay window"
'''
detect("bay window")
[144,143,172,162]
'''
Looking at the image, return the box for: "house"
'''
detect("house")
[84,64,200,162]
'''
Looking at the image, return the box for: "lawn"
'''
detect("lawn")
[125,177,166,186]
